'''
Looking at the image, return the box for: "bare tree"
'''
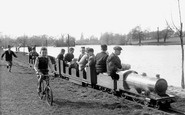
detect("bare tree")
[177,0,184,88]
[161,26,174,43]
[171,0,184,88]
[167,0,184,88]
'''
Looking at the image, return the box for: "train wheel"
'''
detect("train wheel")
[94,85,99,89]
[103,88,107,92]
[102,87,106,92]
[121,93,127,99]
[99,87,103,90]
[107,89,113,94]
[113,91,121,97]
[96,86,100,90]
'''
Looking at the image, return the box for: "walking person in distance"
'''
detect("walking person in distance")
[1,45,17,72]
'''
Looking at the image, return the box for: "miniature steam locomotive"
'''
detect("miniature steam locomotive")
[56,60,176,109]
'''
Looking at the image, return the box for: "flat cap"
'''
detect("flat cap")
[113,46,122,51]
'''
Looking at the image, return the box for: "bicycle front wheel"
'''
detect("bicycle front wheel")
[45,87,53,106]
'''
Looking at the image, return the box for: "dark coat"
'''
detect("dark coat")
[57,53,64,60]
[64,53,74,62]
[1,50,17,61]
[95,52,108,74]
[106,53,122,75]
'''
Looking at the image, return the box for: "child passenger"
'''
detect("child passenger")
[78,47,85,62]
[69,58,79,76]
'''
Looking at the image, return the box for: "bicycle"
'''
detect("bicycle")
[37,73,53,106]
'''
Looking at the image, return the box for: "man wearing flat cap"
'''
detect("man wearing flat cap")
[113,46,122,51]
[107,46,122,81]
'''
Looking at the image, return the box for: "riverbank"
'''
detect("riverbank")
[131,36,185,45]
[0,50,185,115]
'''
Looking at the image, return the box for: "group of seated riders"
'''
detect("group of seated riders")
[57,45,131,81]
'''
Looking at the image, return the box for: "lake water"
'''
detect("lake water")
[15,45,184,87]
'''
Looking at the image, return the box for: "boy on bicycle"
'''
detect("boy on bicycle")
[34,47,56,93]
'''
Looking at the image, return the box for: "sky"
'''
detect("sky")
[0,0,184,39]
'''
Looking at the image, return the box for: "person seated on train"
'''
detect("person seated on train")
[57,49,66,74]
[78,47,94,78]
[95,44,109,74]
[78,47,89,71]
[86,48,95,69]
[86,48,96,86]
[69,58,79,76]
[78,47,85,62]
[57,49,65,61]
[64,47,74,66]
[106,46,123,81]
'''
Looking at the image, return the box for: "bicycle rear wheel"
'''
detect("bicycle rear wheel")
[45,87,53,106]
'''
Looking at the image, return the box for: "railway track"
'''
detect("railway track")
[58,75,185,115]
[116,92,185,115]
[87,83,185,115]
[116,94,185,115]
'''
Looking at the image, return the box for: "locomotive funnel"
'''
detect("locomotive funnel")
[155,79,168,96]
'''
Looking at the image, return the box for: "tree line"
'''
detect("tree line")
[0,26,184,48]
[0,34,75,48]
[76,26,183,45]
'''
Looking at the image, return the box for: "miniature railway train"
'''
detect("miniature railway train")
[55,60,176,109]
